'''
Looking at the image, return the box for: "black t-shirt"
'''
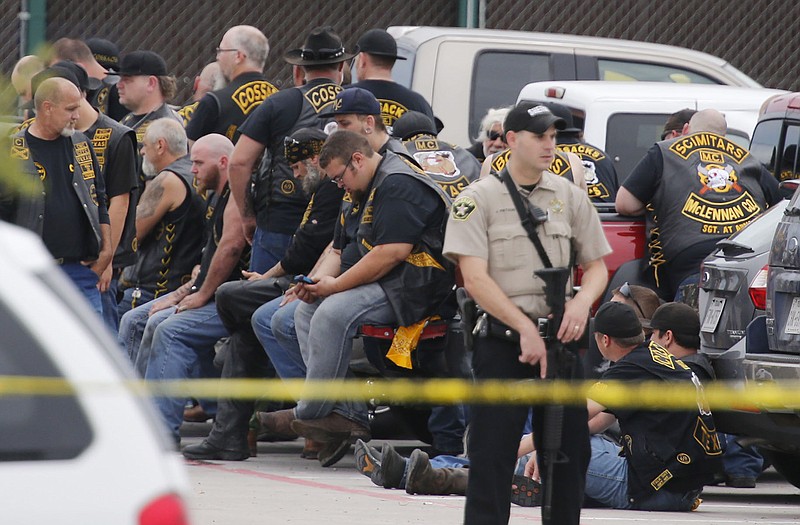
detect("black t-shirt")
[280,180,345,275]
[26,131,93,260]
[349,80,435,126]
[184,96,218,141]
[238,86,305,146]
[370,173,444,245]
[101,127,138,200]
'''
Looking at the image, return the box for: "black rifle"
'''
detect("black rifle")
[534,266,576,521]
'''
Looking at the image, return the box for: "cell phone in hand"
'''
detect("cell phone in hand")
[293,274,315,285]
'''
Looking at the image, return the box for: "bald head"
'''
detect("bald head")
[191,134,234,192]
[11,55,45,100]
[33,77,80,110]
[197,62,225,97]
[193,133,234,159]
[224,25,269,69]
[688,109,727,135]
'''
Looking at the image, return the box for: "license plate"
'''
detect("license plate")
[785,297,800,335]
[701,297,726,333]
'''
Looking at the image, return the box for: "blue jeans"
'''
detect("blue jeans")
[428,405,466,454]
[59,263,102,318]
[585,435,701,511]
[250,228,292,273]
[293,282,397,427]
[723,433,764,478]
[100,275,121,334]
[251,296,306,380]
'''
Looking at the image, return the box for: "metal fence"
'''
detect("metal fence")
[2,0,799,101]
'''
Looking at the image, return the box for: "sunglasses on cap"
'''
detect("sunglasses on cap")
[618,282,645,318]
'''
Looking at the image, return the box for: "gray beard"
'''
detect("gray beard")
[301,164,322,194]
[142,158,157,178]
[60,126,75,138]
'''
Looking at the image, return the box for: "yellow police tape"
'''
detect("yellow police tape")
[2,376,800,411]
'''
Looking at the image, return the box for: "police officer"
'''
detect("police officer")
[349,28,435,132]
[616,109,781,300]
[393,110,480,200]
[586,302,723,510]
[544,102,619,204]
[2,77,111,317]
[185,25,277,143]
[482,140,587,192]
[443,103,611,525]
[229,26,350,273]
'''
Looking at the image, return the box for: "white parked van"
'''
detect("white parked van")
[387,26,762,147]
[516,81,787,180]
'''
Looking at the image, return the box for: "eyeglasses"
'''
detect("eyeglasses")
[215,47,239,55]
[487,130,504,141]
[330,157,353,185]
[618,282,646,318]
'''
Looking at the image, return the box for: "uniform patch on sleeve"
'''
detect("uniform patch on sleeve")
[451,196,477,221]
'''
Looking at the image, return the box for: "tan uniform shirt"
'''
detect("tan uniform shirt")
[443,171,611,317]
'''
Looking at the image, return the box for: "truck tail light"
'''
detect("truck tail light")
[749,265,769,310]
[139,493,188,525]
[544,87,565,99]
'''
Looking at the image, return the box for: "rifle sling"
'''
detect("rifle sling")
[500,167,553,269]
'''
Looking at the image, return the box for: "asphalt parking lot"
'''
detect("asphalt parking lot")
[181,423,800,525]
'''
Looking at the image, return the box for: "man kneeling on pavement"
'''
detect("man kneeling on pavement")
[257,129,453,464]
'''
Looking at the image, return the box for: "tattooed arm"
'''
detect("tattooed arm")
[135,170,188,241]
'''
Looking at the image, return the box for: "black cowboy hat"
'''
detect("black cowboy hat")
[284,26,357,66]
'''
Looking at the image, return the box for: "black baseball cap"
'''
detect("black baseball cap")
[543,102,581,134]
[594,302,643,338]
[86,37,120,72]
[648,303,701,338]
[318,87,380,118]
[30,67,81,98]
[51,60,102,92]
[504,102,566,135]
[284,128,328,164]
[356,28,406,61]
[118,50,168,76]
[392,111,438,140]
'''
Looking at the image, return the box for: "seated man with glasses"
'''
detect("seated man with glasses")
[255,130,453,466]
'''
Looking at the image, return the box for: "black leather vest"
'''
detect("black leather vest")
[5,130,104,257]
[119,156,205,297]
[402,133,480,201]
[86,113,139,268]
[207,72,278,142]
[194,183,250,289]
[654,132,767,263]
[253,80,341,234]
[490,148,575,182]
[557,140,619,203]
[356,152,454,326]
[120,103,182,192]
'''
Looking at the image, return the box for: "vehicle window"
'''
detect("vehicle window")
[390,45,414,88]
[605,113,670,182]
[779,125,800,182]
[471,51,551,141]
[749,119,782,171]
[598,59,719,84]
[0,300,92,461]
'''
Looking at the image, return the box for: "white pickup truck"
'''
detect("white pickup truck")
[387,26,761,148]
[516,81,787,181]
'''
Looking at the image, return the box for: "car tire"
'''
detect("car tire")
[762,450,800,489]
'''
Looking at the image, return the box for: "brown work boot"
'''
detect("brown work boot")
[405,449,468,495]
[301,438,324,460]
[255,408,298,440]
[290,412,371,443]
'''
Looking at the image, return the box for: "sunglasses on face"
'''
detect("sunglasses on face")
[487,130,504,141]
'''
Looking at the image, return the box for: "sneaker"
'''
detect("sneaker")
[510,475,542,507]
